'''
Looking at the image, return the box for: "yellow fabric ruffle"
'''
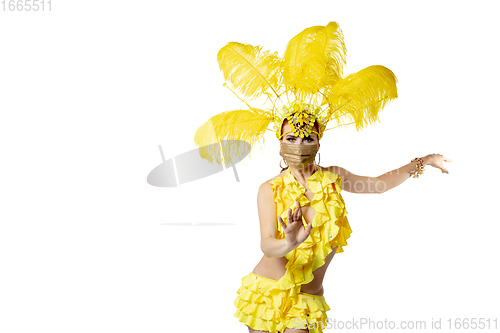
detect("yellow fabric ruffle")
[283,292,331,333]
[234,273,288,333]
[234,167,352,332]
[269,167,352,297]
[234,273,331,333]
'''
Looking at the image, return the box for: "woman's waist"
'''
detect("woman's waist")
[250,267,325,296]
[252,255,288,281]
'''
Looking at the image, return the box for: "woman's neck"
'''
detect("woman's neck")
[288,163,319,182]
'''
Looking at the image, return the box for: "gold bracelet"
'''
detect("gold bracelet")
[410,157,425,178]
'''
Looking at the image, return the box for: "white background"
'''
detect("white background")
[1,1,499,332]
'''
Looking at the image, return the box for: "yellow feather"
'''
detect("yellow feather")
[325,65,398,130]
[194,108,273,165]
[217,42,282,101]
[283,25,323,97]
[317,22,347,89]
[282,22,347,99]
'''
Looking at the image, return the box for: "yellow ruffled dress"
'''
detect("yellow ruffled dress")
[234,167,352,333]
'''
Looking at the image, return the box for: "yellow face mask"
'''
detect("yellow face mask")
[279,142,319,168]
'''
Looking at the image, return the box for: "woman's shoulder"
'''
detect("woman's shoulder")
[323,165,347,179]
[260,170,287,189]
[257,168,293,193]
[256,172,285,199]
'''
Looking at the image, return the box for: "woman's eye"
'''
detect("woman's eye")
[286,137,314,142]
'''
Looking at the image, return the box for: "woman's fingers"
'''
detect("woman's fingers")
[294,200,302,221]
[440,160,448,173]
[298,222,313,243]
[289,201,302,223]
[278,216,286,229]
[284,201,304,228]
[428,154,452,174]
[440,155,452,163]
[440,156,451,173]
[305,221,312,236]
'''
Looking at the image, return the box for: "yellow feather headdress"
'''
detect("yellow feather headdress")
[194,22,398,166]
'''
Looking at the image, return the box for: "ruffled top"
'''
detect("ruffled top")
[269,166,352,297]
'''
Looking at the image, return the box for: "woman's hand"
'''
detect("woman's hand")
[424,154,453,174]
[278,200,313,250]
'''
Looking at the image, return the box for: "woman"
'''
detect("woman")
[234,118,451,333]
[193,21,452,333]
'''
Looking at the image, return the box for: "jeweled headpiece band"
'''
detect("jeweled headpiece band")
[275,102,324,140]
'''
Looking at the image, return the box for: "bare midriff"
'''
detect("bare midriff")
[252,179,338,297]
[252,245,337,296]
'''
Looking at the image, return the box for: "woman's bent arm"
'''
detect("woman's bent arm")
[257,181,295,258]
[261,236,295,258]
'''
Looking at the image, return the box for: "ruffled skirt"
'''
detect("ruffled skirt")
[234,272,331,333]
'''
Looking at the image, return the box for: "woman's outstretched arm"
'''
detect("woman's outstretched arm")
[377,154,452,193]
[332,154,452,194]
